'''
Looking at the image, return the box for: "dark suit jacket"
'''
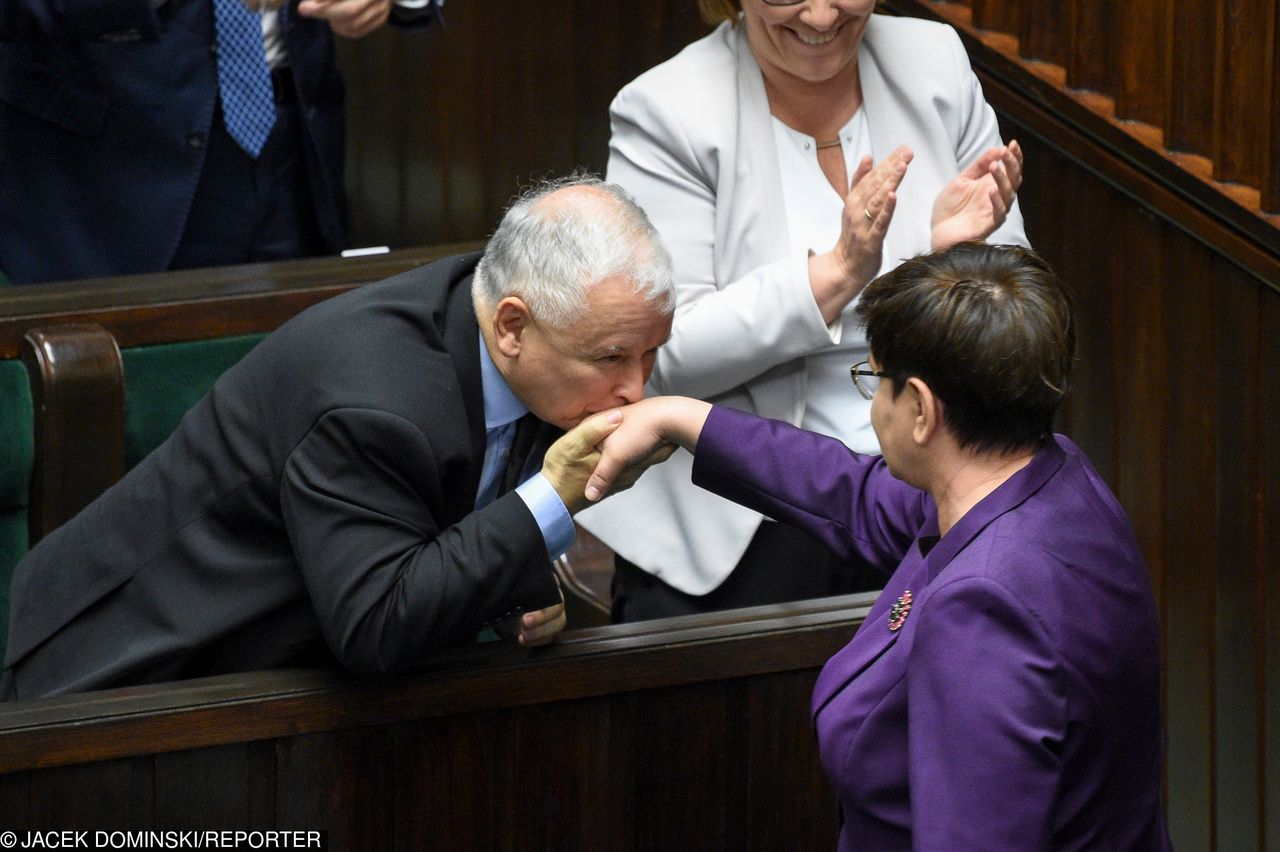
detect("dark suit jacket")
[2,253,563,699]
[694,407,1169,850]
[0,0,429,283]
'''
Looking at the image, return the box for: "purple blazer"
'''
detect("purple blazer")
[693,407,1170,850]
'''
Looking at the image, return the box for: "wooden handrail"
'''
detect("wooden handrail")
[0,593,874,773]
[0,242,485,358]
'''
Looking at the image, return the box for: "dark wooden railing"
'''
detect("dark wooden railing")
[0,244,480,359]
[0,596,868,850]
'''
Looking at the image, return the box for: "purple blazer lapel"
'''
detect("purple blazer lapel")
[923,438,1066,584]
[811,536,932,716]
[811,439,1067,717]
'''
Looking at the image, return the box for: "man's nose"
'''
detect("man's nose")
[615,363,646,404]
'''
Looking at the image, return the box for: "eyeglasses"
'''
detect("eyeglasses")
[850,361,889,401]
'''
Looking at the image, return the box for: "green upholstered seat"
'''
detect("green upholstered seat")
[0,359,35,663]
[0,335,263,664]
[122,334,265,467]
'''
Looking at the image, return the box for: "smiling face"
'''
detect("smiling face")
[492,276,673,431]
[742,0,875,86]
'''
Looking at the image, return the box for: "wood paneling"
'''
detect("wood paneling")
[916,0,1280,221]
[336,3,709,250]
[0,598,859,849]
[995,87,1278,852]
[1219,0,1274,189]
[879,8,1279,842]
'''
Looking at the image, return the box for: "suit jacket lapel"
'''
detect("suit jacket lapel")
[442,257,487,503]
[500,414,539,496]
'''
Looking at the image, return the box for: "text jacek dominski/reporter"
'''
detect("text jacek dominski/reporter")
[0,829,324,849]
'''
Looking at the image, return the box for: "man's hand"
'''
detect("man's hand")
[494,580,566,647]
[296,0,391,38]
[541,410,675,514]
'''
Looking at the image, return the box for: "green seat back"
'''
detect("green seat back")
[122,334,265,467]
[0,359,35,662]
[0,334,264,665]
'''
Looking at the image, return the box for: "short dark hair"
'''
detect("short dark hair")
[697,0,740,26]
[855,242,1075,455]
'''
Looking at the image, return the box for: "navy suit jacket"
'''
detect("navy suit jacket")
[693,406,1170,850]
[0,0,425,283]
[3,253,563,699]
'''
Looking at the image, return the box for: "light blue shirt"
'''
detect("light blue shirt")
[476,334,574,560]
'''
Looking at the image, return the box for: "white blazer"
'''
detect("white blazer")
[578,15,1029,595]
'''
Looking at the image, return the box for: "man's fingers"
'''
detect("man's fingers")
[585,457,625,502]
[563,410,623,454]
[585,441,677,502]
[646,444,678,465]
[517,604,566,646]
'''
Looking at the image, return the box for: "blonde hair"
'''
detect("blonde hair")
[697,0,741,26]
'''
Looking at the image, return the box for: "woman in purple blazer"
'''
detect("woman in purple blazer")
[587,243,1170,850]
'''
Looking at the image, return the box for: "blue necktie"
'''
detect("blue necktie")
[212,0,277,158]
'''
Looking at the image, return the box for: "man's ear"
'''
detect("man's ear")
[492,296,532,358]
[906,377,940,446]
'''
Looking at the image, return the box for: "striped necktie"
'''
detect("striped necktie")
[212,0,277,157]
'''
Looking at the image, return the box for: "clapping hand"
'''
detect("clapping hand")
[809,146,913,325]
[930,140,1022,251]
[296,0,391,38]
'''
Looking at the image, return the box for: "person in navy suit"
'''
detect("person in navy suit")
[588,243,1170,849]
[0,0,439,284]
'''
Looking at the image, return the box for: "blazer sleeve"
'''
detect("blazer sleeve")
[691,405,925,571]
[0,0,155,40]
[907,574,1064,849]
[608,81,840,401]
[941,25,1029,248]
[279,407,560,676]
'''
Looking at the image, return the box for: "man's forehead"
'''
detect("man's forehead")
[562,304,671,353]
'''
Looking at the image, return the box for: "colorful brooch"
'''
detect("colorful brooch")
[887,589,913,632]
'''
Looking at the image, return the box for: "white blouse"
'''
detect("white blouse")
[771,108,880,454]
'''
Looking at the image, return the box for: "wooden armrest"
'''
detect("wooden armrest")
[21,323,125,544]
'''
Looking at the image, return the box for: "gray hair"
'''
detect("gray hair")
[472,175,675,327]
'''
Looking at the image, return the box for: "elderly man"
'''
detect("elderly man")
[586,243,1168,849]
[2,177,674,700]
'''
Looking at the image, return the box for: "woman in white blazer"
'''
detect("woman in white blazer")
[578,0,1029,621]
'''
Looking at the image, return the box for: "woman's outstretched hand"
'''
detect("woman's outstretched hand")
[584,398,712,503]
